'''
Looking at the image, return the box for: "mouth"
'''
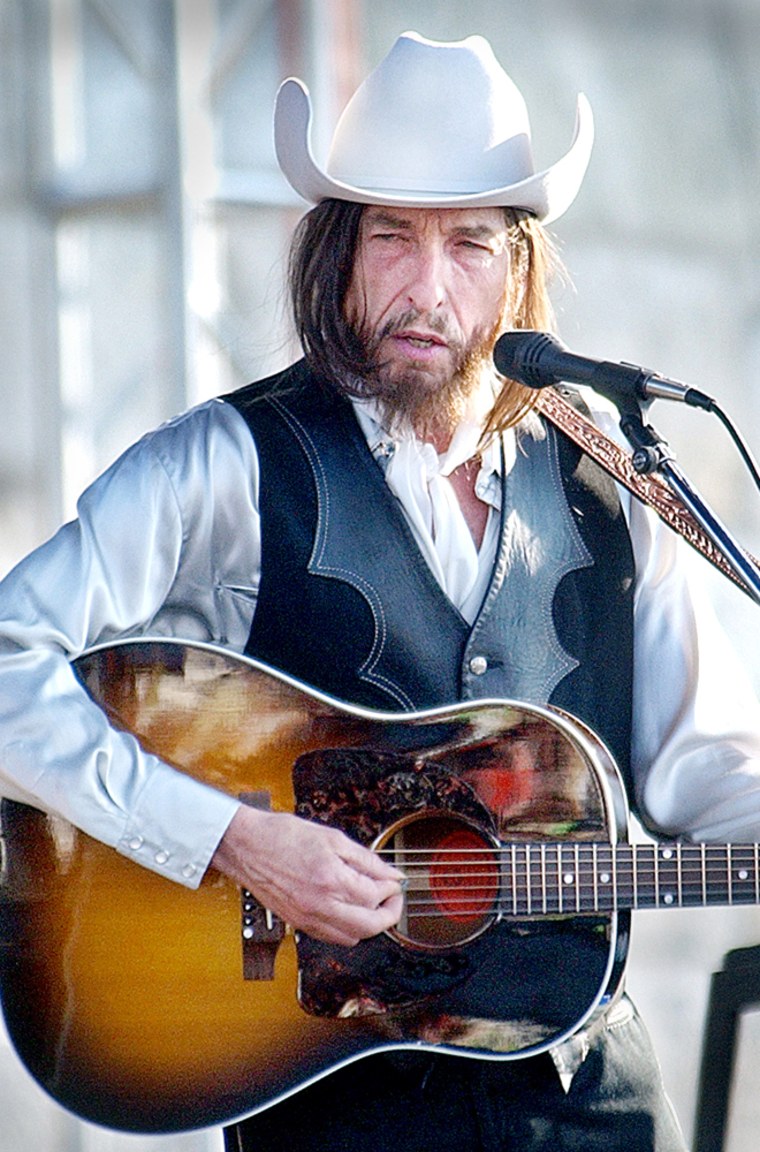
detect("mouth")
[393,330,448,353]
[398,327,446,343]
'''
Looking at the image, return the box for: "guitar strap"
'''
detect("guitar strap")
[537,386,758,598]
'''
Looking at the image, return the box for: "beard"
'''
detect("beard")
[348,308,503,440]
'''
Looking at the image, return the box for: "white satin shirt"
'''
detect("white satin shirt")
[0,385,759,890]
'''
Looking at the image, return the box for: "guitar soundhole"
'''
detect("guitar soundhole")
[376,813,500,950]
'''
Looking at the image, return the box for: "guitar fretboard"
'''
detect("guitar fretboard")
[498,842,760,916]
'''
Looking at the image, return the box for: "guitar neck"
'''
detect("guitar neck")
[501,841,760,916]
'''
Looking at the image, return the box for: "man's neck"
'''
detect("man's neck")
[447,458,490,548]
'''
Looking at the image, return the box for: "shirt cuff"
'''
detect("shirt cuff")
[115,761,241,888]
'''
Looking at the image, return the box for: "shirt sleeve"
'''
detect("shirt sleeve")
[627,496,760,841]
[587,397,760,842]
[0,401,260,887]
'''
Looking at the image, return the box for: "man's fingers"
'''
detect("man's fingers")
[316,890,405,947]
[338,834,405,882]
[337,857,406,911]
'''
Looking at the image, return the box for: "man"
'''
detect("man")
[0,29,759,1151]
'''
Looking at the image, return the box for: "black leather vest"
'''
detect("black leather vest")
[224,361,635,788]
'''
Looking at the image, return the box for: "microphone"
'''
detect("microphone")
[493,330,714,410]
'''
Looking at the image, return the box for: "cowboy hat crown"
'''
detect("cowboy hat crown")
[274,31,593,224]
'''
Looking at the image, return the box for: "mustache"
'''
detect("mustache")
[372,309,462,347]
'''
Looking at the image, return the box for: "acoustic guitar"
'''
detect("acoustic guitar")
[0,638,756,1133]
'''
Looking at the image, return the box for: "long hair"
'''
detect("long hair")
[287,199,562,434]
[288,199,367,388]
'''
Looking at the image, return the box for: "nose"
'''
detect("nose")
[405,240,448,313]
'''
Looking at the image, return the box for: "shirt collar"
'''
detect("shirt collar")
[350,370,511,486]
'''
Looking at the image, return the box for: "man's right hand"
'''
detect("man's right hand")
[210,805,405,946]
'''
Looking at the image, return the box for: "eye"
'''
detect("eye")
[454,229,508,257]
[455,240,495,259]
[370,226,407,239]
[369,231,409,247]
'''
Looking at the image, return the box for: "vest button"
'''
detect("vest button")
[468,655,488,676]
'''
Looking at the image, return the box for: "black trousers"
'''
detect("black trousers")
[224,999,686,1152]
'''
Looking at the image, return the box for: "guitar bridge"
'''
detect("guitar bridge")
[239,790,285,981]
[241,887,285,980]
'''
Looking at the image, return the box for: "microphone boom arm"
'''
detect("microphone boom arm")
[617,399,760,606]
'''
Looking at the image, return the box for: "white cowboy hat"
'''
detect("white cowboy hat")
[274,31,593,224]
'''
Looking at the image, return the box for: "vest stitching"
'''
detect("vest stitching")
[269,397,416,710]
[464,425,590,702]
[533,424,593,698]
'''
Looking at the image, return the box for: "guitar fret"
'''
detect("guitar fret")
[730,845,757,905]
[555,844,562,914]
[553,843,560,914]
[632,843,638,908]
[658,846,678,907]
[562,843,577,913]
[558,844,568,914]
[525,844,532,916]
[597,843,614,912]
[566,843,575,913]
[555,842,564,914]
[546,843,556,914]
[547,844,555,914]
[709,846,730,905]
[536,844,545,913]
[575,844,582,913]
[558,844,565,914]
[633,843,653,908]
[681,845,700,906]
[578,843,593,913]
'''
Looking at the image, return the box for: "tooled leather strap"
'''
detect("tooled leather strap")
[537,386,759,597]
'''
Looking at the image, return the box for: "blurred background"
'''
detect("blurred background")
[2,1,760,1148]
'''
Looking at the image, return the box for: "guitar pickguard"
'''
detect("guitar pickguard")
[293,747,496,1014]
[291,743,617,1053]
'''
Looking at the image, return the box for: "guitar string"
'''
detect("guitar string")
[372,844,752,916]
